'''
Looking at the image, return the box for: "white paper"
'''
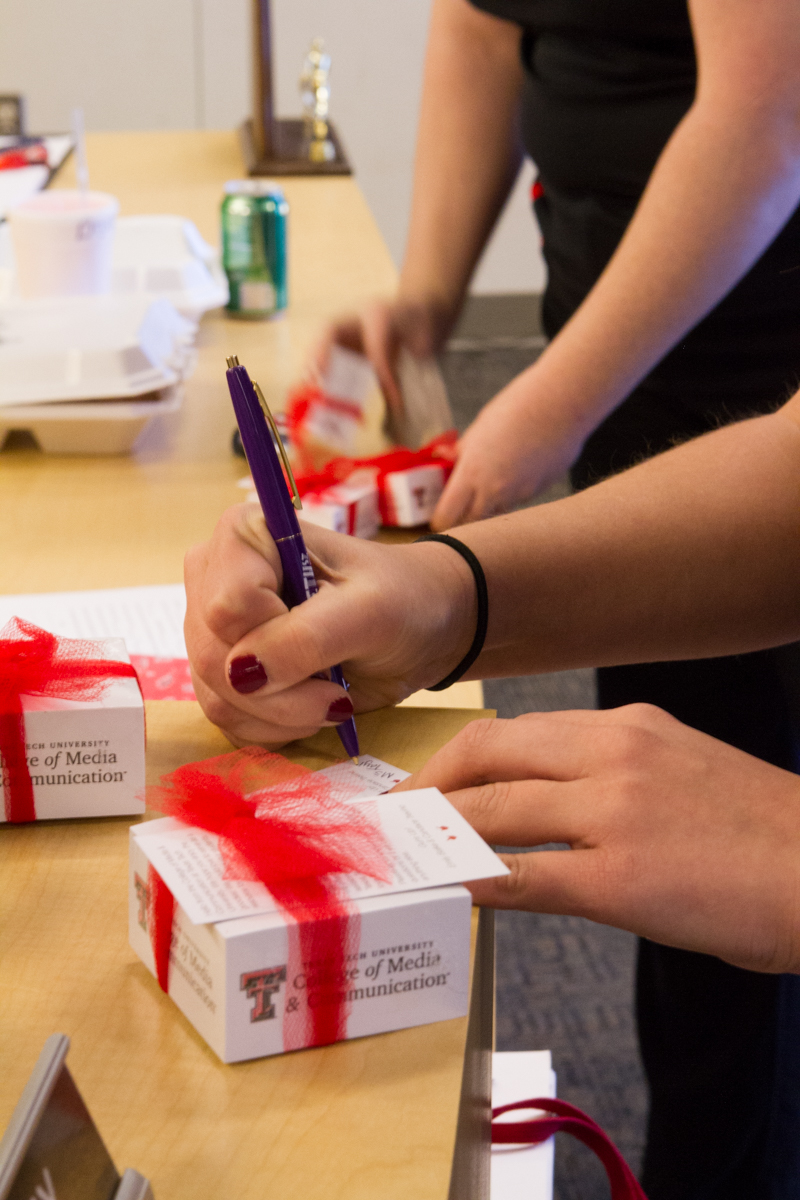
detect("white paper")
[492,1051,556,1200]
[316,754,409,796]
[0,584,187,658]
[321,345,375,405]
[135,784,507,927]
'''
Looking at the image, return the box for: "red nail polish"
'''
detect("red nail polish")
[228,655,268,694]
[326,695,354,723]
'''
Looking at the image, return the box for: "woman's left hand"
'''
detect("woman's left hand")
[397,704,800,973]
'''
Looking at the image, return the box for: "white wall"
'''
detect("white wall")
[0,0,545,293]
[0,0,201,130]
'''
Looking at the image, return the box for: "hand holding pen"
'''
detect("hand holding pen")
[225,356,361,762]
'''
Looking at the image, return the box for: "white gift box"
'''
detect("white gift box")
[0,636,145,822]
[382,463,447,527]
[297,495,349,534]
[302,399,363,456]
[128,758,507,1062]
[300,470,380,539]
[129,827,472,1064]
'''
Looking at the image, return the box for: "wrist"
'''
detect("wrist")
[416,534,488,689]
[395,282,461,346]
[509,335,624,442]
[403,540,478,689]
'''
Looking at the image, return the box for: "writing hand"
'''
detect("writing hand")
[184,503,475,747]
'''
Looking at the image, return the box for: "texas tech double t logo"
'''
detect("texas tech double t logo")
[240,966,287,1021]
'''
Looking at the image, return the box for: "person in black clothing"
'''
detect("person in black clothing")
[313,1,800,1196]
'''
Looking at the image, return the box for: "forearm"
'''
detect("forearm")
[451,400,800,676]
[399,0,524,324]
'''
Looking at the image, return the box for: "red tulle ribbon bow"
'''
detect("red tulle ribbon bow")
[492,1098,647,1198]
[0,618,140,824]
[148,748,392,1049]
[292,431,458,525]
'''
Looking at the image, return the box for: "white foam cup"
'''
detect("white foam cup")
[8,190,119,299]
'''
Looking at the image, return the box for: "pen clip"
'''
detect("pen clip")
[253,381,303,510]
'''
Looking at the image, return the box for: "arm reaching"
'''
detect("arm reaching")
[312,0,524,412]
[432,0,800,527]
[185,393,800,747]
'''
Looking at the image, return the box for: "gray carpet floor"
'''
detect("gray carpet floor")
[440,339,648,1198]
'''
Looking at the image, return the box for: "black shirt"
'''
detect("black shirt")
[470,0,695,196]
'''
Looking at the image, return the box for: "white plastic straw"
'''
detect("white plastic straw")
[72,107,89,194]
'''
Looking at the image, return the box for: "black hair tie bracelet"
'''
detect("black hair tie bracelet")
[415,533,489,691]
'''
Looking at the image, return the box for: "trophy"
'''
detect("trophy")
[300,39,335,164]
[240,0,350,177]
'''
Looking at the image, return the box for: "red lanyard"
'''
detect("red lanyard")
[492,1097,647,1199]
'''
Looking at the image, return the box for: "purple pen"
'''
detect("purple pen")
[225,355,360,762]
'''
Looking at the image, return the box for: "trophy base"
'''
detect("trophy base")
[239,118,352,177]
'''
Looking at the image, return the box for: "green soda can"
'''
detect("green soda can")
[221,180,289,319]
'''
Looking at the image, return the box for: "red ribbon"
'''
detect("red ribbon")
[293,431,458,525]
[147,862,176,993]
[492,1098,647,1199]
[285,383,365,474]
[0,143,49,171]
[148,748,392,1049]
[0,618,141,824]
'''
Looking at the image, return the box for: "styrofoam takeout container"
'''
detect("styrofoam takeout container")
[0,296,197,407]
[0,385,183,454]
[0,213,221,452]
[109,215,228,317]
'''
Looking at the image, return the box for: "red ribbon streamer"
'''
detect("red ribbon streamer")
[492,1098,647,1199]
[0,618,141,824]
[147,862,176,993]
[148,748,392,1049]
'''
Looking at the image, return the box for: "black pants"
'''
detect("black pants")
[596,654,800,1199]
[570,412,800,1199]
[538,179,800,1196]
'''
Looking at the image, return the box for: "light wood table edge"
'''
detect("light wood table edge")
[1,701,498,1200]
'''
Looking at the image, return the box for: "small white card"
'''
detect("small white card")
[135,777,507,927]
[316,754,409,797]
[321,345,376,404]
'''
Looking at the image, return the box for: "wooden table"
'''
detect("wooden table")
[0,132,492,1200]
[0,130,399,593]
[1,703,494,1200]
[0,129,483,710]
